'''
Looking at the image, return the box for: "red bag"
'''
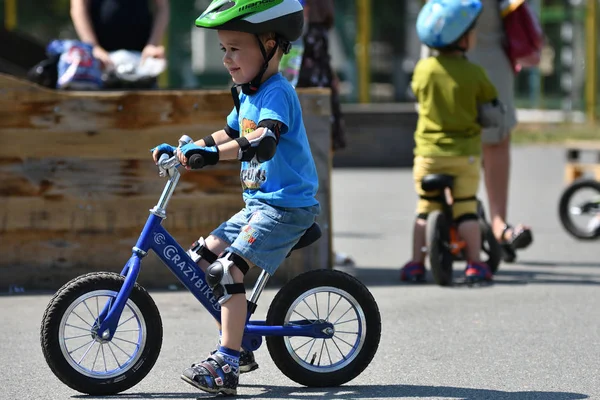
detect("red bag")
[500,0,544,73]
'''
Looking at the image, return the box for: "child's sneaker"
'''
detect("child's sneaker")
[181,353,239,396]
[464,261,492,282]
[239,348,259,373]
[400,261,426,282]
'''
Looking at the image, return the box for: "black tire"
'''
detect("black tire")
[501,245,517,263]
[427,210,454,286]
[40,272,163,395]
[480,219,502,274]
[266,269,381,387]
[558,179,600,240]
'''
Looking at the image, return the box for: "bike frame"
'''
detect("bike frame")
[431,186,468,257]
[95,162,333,352]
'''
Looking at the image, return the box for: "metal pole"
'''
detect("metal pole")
[529,0,542,108]
[356,0,371,103]
[560,0,574,121]
[585,0,597,122]
[4,0,16,31]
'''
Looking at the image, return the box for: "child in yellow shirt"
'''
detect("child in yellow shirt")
[400,0,505,283]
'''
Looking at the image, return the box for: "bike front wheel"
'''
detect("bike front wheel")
[40,272,163,395]
[558,179,600,240]
[266,269,381,387]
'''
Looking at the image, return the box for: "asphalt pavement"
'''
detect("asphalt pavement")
[1,145,598,400]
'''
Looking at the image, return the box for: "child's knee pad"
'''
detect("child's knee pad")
[187,237,218,264]
[205,252,249,305]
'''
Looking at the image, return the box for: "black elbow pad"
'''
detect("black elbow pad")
[235,128,279,163]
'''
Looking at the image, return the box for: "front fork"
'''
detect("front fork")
[95,159,180,340]
[95,251,144,341]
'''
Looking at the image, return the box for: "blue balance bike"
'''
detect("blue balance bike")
[40,136,381,395]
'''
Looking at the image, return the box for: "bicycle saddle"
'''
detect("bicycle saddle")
[421,174,454,192]
[287,223,322,257]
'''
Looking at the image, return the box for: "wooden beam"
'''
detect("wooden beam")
[0,74,333,289]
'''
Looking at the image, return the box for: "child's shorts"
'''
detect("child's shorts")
[413,155,480,219]
[210,198,321,275]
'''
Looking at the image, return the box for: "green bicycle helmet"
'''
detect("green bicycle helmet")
[196,0,304,97]
[196,0,304,43]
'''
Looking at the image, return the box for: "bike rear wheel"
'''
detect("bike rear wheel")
[266,269,381,387]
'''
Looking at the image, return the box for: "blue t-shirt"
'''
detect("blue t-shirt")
[227,73,319,208]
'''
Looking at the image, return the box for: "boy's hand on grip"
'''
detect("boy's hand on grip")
[151,143,177,164]
[178,143,220,169]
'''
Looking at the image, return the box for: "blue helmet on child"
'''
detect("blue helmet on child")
[416,0,482,48]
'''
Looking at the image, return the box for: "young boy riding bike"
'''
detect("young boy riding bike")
[152,0,319,395]
[400,0,505,283]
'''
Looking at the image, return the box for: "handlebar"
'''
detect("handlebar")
[188,154,206,170]
[157,134,194,177]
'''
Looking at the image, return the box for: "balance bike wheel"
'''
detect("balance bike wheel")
[266,269,381,387]
[40,272,163,395]
[427,210,454,286]
[558,179,600,240]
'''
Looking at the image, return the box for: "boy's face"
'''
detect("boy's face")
[218,30,273,84]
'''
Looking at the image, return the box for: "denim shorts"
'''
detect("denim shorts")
[210,199,321,275]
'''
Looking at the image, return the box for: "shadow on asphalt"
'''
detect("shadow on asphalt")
[335,263,600,288]
[72,385,588,399]
[4,259,600,296]
[518,260,600,268]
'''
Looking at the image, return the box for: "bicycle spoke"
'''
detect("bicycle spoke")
[65,333,94,341]
[332,305,354,325]
[333,334,356,349]
[334,330,358,335]
[317,339,325,366]
[324,339,333,365]
[292,337,316,353]
[112,336,140,347]
[107,342,123,369]
[292,309,313,322]
[72,311,93,328]
[314,293,320,319]
[66,323,92,332]
[83,299,97,322]
[101,343,107,372]
[91,342,101,372]
[325,295,343,320]
[117,314,136,328]
[68,338,95,355]
[334,317,358,326]
[302,298,319,320]
[77,340,97,365]
[110,340,133,358]
[331,337,348,360]
[303,338,317,362]
[115,329,140,333]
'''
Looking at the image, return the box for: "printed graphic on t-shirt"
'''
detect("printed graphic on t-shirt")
[240,118,265,190]
[241,118,257,135]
